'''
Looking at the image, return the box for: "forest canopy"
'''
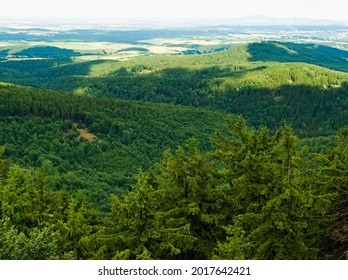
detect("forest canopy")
[0,41,348,260]
[1,117,347,259]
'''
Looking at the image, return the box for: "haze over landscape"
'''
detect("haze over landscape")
[1,0,348,23]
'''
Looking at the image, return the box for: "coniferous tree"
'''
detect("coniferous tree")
[109,172,195,260]
[212,116,333,259]
[316,128,348,259]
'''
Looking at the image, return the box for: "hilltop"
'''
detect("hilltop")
[1,42,347,139]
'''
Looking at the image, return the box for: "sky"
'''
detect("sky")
[0,0,347,22]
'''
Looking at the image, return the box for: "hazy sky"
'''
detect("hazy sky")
[1,0,347,22]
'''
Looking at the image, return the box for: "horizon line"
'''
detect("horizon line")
[1,15,348,24]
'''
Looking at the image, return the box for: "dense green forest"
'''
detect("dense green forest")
[0,83,229,209]
[1,116,347,259]
[1,43,348,137]
[0,41,348,259]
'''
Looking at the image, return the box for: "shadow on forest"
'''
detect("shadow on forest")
[0,58,106,90]
[89,65,269,104]
[247,42,348,72]
[45,60,106,77]
[74,62,348,138]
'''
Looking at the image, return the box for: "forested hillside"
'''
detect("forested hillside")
[0,83,229,208]
[1,117,347,259]
[1,42,348,137]
[0,41,348,260]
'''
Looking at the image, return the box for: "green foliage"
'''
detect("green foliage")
[211,117,333,259]
[153,140,226,259]
[0,112,347,259]
[0,83,227,207]
[0,151,106,259]
[1,42,347,138]
[109,173,195,260]
[0,165,42,231]
[54,192,106,260]
[0,44,347,132]
[0,159,60,259]
[0,226,59,260]
[248,42,348,72]
[14,46,80,59]
[0,41,348,260]
[315,127,348,259]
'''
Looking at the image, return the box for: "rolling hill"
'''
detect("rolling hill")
[0,42,347,137]
[0,82,228,208]
[1,40,348,260]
